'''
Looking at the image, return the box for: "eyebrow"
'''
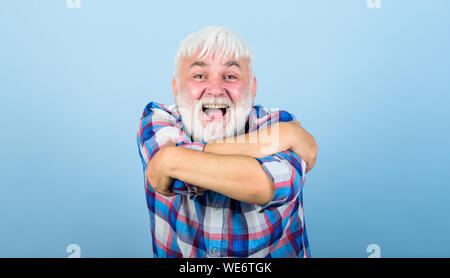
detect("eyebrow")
[224,60,241,68]
[189,61,207,68]
[189,60,241,68]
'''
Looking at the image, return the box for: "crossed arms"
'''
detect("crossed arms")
[138,103,318,207]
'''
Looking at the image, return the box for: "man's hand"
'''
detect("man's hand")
[145,141,177,197]
[257,121,318,172]
[284,121,318,173]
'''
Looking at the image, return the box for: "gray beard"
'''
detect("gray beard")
[176,92,253,142]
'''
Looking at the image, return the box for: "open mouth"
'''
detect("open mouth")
[201,103,230,121]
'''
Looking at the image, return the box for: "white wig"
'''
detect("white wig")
[174,26,254,80]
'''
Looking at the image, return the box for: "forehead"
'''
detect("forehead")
[181,51,249,69]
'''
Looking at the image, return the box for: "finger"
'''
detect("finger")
[291,120,301,126]
[158,188,177,197]
[164,140,176,147]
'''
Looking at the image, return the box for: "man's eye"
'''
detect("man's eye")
[194,74,206,79]
[224,75,237,80]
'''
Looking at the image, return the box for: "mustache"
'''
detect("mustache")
[176,90,253,114]
[195,97,234,108]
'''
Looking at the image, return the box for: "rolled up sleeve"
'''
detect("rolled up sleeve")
[255,150,306,212]
[137,102,206,198]
[170,142,206,197]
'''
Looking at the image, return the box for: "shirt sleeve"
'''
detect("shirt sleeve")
[255,151,306,212]
[251,107,306,211]
[136,102,206,198]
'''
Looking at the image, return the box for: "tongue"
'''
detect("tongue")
[204,108,224,119]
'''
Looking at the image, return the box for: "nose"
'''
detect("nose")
[204,78,226,98]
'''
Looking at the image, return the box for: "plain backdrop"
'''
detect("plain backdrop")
[0,0,449,257]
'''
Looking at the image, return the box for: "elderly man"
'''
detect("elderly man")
[137,26,318,258]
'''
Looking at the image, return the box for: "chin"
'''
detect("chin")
[177,91,253,142]
[201,122,236,142]
[196,108,250,142]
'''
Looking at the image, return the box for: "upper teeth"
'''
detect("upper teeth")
[203,104,229,109]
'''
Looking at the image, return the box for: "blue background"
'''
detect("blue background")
[1,0,449,258]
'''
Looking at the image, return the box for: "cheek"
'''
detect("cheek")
[182,81,204,101]
[225,83,249,103]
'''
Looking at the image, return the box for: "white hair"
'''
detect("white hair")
[174,26,254,80]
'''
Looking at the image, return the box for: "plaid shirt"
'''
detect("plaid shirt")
[137,102,310,258]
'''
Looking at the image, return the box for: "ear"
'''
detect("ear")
[172,77,178,102]
[251,76,257,101]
